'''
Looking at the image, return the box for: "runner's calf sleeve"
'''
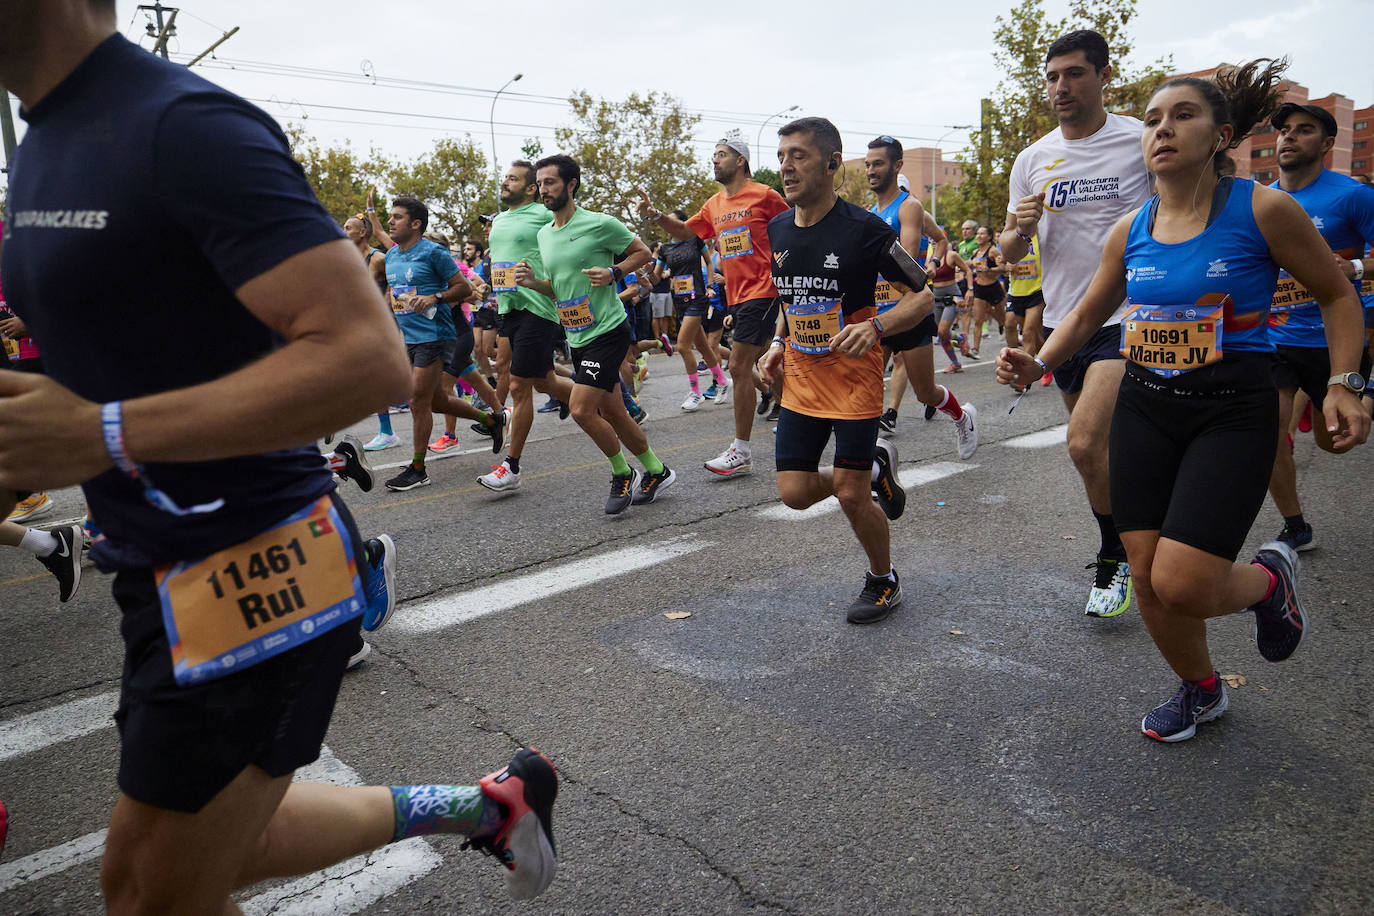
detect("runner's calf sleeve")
[1094,510,1126,560]
[390,785,506,841]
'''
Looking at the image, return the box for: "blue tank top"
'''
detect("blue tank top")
[1122,178,1277,377]
[870,192,910,313]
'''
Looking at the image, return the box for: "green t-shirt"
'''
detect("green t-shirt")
[957,237,980,261]
[488,202,557,321]
[536,206,635,348]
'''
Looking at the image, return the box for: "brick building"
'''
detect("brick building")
[840,145,964,204]
[1172,65,1369,182]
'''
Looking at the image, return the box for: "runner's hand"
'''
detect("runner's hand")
[583,267,613,287]
[634,189,656,218]
[0,317,27,338]
[513,259,535,287]
[995,347,1038,387]
[1333,251,1357,280]
[722,312,733,330]
[366,186,376,210]
[0,370,110,492]
[1014,192,1046,236]
[757,343,783,386]
[1321,388,1371,451]
[830,321,878,358]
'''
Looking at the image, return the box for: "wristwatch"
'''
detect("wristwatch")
[1327,372,1366,394]
[611,266,624,283]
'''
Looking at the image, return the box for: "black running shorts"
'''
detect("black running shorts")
[1045,323,1124,395]
[972,282,1004,304]
[774,407,880,473]
[504,308,561,381]
[472,307,497,331]
[728,297,781,347]
[1110,355,1277,562]
[704,301,726,334]
[571,321,633,393]
[444,320,477,377]
[407,338,457,370]
[114,491,364,813]
[1007,289,1044,316]
[885,313,937,353]
[1270,344,1331,409]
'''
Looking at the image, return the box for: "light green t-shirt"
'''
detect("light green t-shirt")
[487,202,557,321]
[536,206,635,348]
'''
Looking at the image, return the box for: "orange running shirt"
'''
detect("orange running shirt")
[685,181,789,305]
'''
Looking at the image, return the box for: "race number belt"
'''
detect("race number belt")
[491,262,517,293]
[390,285,417,314]
[719,226,753,259]
[671,275,694,296]
[154,495,365,686]
[874,277,899,315]
[556,295,595,331]
[1120,305,1223,377]
[785,299,844,354]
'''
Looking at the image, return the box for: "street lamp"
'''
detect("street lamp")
[756,104,800,161]
[489,73,523,175]
[928,124,971,227]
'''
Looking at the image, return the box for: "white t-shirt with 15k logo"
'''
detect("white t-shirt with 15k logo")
[1007,113,1152,329]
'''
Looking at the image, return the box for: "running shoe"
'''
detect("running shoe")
[471,395,492,413]
[1041,372,1053,387]
[488,409,508,454]
[629,405,648,426]
[878,408,898,433]
[847,571,902,624]
[941,363,963,374]
[705,445,751,477]
[478,461,521,492]
[954,403,979,460]
[697,359,707,372]
[632,467,676,504]
[471,422,494,439]
[967,349,981,360]
[757,390,773,417]
[469,748,559,901]
[702,382,720,400]
[681,392,704,412]
[871,438,906,521]
[537,396,560,413]
[715,376,733,400]
[1275,520,1315,553]
[385,464,430,492]
[605,470,639,515]
[361,534,397,632]
[924,403,937,421]
[430,433,462,452]
[1250,540,1306,662]
[37,524,83,603]
[346,637,372,671]
[1084,556,1132,618]
[1141,677,1227,742]
[333,436,373,492]
[1296,401,1313,433]
[364,432,401,452]
[658,333,674,356]
[389,403,411,414]
[7,492,52,523]
[766,402,780,422]
[558,399,570,421]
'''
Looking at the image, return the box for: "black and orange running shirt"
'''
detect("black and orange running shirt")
[766,197,904,420]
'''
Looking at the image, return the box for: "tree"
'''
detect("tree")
[384,134,498,244]
[955,0,1171,227]
[519,138,543,162]
[554,90,716,239]
[284,124,384,224]
[753,167,784,196]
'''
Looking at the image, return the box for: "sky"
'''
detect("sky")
[4,0,1373,183]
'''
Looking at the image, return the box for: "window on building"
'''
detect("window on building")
[1253,124,1274,134]
[1251,148,1274,158]
[1355,120,1369,130]
[1354,160,1368,170]
[1252,170,1273,183]
[1355,140,1367,150]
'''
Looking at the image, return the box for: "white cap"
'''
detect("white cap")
[897,174,910,192]
[719,128,749,162]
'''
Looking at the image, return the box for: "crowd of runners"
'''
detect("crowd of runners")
[0,3,1371,909]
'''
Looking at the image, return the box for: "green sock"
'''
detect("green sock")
[479,411,492,426]
[412,451,426,466]
[608,451,632,476]
[636,448,664,475]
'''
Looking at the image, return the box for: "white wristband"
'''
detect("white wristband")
[1353,260,1365,282]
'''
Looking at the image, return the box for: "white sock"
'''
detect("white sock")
[868,568,897,582]
[20,528,58,558]
[871,462,882,483]
[732,438,751,457]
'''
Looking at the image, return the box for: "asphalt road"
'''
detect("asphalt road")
[2,346,1371,915]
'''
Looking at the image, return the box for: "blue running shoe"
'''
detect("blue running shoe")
[1141,676,1227,742]
[1250,540,1306,662]
[362,534,397,632]
[1275,521,1315,553]
[703,382,720,400]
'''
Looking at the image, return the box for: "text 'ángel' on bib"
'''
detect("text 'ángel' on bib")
[492,262,517,293]
[556,295,595,331]
[390,285,417,314]
[874,278,899,314]
[1120,305,1223,377]
[786,299,844,354]
[671,275,694,296]
[719,226,753,259]
[154,495,365,686]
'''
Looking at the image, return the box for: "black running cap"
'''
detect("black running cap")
[1271,103,1337,138]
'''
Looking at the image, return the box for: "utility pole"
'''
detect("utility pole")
[0,85,15,167]
[139,3,179,60]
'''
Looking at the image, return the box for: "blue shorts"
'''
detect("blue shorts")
[774,407,880,474]
[1045,323,1123,395]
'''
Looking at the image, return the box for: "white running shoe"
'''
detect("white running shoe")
[715,376,733,402]
[954,403,979,460]
[681,392,704,411]
[363,433,401,452]
[478,461,521,492]
[705,445,752,477]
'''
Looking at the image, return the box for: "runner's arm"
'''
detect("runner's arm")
[365,210,395,250]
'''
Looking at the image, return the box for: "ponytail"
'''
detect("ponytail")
[1154,57,1289,175]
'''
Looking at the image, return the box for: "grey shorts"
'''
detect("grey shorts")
[650,292,674,319]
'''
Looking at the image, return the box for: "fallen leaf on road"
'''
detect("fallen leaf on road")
[1221,673,1247,688]
[949,630,964,635]
[664,612,692,620]
[1062,535,1076,540]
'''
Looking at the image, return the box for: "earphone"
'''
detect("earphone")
[828,159,838,171]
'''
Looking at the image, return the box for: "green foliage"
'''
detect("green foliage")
[752,167,784,195]
[284,123,384,224]
[554,90,716,239]
[384,134,498,243]
[836,162,873,209]
[520,138,544,162]
[955,0,1172,227]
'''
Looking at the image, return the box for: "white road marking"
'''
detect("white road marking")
[754,462,978,521]
[1001,424,1068,449]
[32,516,88,532]
[0,692,117,763]
[394,535,710,633]
[370,444,490,471]
[0,829,108,893]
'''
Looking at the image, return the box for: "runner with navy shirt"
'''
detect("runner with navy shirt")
[0,5,558,907]
[1262,103,1374,552]
[997,60,1369,741]
[757,117,935,625]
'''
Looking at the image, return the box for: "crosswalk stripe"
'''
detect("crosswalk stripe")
[1001,424,1068,449]
[0,692,117,763]
[753,462,977,521]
